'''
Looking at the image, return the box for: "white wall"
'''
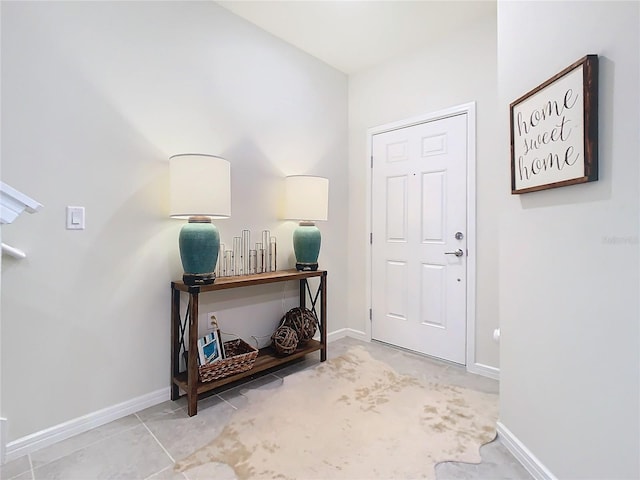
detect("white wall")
[347,4,500,369]
[1,1,348,442]
[497,1,639,478]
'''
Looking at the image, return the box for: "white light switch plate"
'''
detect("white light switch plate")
[66,206,85,230]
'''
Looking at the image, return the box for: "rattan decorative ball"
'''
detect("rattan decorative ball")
[271,326,298,356]
[282,307,317,344]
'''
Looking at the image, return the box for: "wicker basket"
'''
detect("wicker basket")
[198,338,258,383]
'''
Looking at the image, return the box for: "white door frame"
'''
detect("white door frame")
[365,102,477,369]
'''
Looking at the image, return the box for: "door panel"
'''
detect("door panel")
[386,260,408,320]
[386,176,408,241]
[421,263,445,328]
[371,113,467,364]
[422,171,446,242]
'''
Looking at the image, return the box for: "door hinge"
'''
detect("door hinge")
[369,308,372,321]
[370,155,373,168]
[370,232,373,244]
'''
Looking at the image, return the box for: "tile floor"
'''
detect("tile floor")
[1,338,532,480]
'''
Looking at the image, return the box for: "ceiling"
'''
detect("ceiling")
[216,1,496,75]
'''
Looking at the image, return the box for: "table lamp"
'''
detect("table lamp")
[284,175,328,271]
[170,154,231,285]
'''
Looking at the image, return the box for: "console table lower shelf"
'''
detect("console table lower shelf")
[172,339,323,395]
[170,269,327,416]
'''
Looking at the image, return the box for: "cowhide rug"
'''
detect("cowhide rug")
[175,346,498,479]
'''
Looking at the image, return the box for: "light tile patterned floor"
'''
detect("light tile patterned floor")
[1,338,532,480]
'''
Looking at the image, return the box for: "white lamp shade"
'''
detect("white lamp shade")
[284,175,329,221]
[169,154,231,219]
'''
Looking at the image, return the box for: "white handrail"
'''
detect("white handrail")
[0,182,43,225]
[1,242,26,259]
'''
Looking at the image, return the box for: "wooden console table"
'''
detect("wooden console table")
[171,269,327,416]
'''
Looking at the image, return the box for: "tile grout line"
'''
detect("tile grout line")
[142,464,190,480]
[28,417,144,473]
[137,413,176,464]
[28,453,34,480]
[217,394,239,411]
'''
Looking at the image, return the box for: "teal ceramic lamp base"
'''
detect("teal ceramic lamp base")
[179,216,220,285]
[293,221,321,271]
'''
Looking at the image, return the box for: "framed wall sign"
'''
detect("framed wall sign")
[510,55,598,194]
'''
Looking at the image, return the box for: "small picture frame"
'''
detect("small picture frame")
[510,55,598,194]
[197,331,223,365]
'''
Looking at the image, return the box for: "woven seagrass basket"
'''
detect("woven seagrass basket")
[198,338,258,383]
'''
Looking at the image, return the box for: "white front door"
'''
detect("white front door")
[371,113,468,364]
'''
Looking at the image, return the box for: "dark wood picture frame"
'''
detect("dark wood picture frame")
[510,55,598,194]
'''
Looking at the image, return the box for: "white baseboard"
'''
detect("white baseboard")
[0,417,7,465]
[326,328,349,342]
[3,329,377,464]
[467,362,500,380]
[3,330,361,463]
[5,388,170,463]
[326,328,368,343]
[497,421,557,480]
[342,328,368,342]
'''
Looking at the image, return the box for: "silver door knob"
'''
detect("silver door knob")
[445,249,464,257]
